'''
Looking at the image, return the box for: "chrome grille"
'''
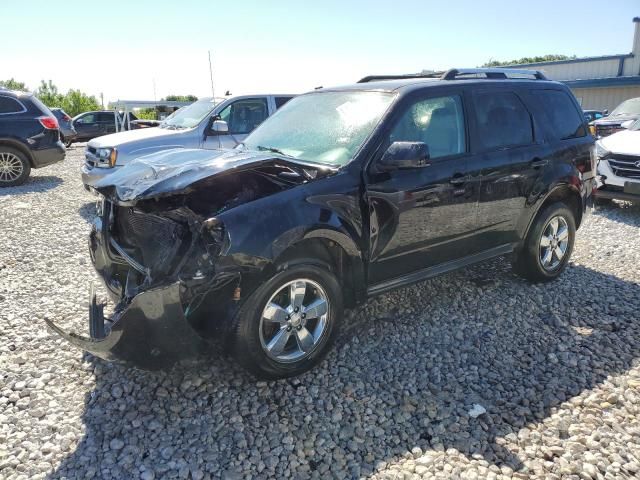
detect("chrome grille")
[608,155,640,179]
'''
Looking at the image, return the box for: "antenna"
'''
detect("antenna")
[208,51,215,103]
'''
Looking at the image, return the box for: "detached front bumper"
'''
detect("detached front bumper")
[46,205,224,370]
[46,282,209,370]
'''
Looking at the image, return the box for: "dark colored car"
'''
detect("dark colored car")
[48,68,596,378]
[72,110,138,142]
[591,97,640,137]
[0,88,65,187]
[50,108,77,147]
[583,109,604,123]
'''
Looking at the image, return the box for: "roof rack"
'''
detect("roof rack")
[357,73,443,83]
[441,68,548,80]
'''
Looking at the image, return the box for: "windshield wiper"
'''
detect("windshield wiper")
[256,145,290,157]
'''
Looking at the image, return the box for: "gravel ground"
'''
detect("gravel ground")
[1,147,640,480]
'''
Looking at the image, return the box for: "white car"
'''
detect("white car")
[596,119,640,201]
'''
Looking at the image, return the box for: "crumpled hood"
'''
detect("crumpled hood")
[593,114,639,126]
[87,126,187,149]
[600,129,640,155]
[93,148,328,204]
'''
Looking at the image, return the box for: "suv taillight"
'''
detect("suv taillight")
[38,116,59,129]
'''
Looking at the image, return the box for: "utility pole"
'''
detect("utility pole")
[208,50,215,102]
[153,78,157,103]
[100,92,104,109]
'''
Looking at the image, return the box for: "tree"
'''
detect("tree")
[163,95,198,102]
[35,80,63,107]
[61,89,101,117]
[0,78,28,91]
[481,54,577,67]
[33,80,100,117]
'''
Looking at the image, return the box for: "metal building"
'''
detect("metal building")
[505,17,640,111]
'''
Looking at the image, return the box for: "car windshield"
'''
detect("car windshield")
[610,98,640,116]
[242,91,395,166]
[161,99,216,129]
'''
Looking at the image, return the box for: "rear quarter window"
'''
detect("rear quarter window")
[0,96,25,114]
[531,89,586,140]
[473,91,534,150]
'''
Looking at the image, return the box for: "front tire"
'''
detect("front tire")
[0,147,31,187]
[231,263,343,379]
[513,202,576,283]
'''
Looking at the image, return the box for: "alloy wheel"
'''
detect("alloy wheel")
[0,152,24,183]
[539,215,569,270]
[259,279,330,363]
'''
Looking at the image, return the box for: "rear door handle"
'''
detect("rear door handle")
[449,174,469,186]
[530,159,549,168]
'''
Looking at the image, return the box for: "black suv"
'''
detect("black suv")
[48,69,596,378]
[0,88,65,187]
[72,110,138,142]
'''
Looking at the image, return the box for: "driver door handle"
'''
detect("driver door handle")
[530,158,549,168]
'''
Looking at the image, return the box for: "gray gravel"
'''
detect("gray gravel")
[1,147,640,480]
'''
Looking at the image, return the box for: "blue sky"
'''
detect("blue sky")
[1,0,638,103]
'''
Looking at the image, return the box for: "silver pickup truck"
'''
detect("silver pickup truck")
[81,94,294,189]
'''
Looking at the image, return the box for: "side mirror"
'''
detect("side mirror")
[379,141,430,170]
[207,119,229,136]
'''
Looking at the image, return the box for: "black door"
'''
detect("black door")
[469,89,548,250]
[97,112,116,135]
[366,90,480,285]
[74,113,101,140]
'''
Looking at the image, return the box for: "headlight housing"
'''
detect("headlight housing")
[595,142,610,160]
[95,148,117,168]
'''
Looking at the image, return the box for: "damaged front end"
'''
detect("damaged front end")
[47,197,239,370]
[47,148,331,369]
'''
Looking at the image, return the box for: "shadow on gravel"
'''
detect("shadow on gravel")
[78,202,97,223]
[0,175,63,196]
[48,261,640,479]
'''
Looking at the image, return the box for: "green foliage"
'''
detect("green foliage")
[135,108,157,120]
[62,90,101,117]
[0,78,28,91]
[481,54,577,67]
[163,94,198,102]
[35,80,62,106]
[34,80,101,117]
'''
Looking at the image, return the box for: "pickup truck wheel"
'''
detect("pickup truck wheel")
[232,263,343,379]
[513,202,576,283]
[0,147,31,187]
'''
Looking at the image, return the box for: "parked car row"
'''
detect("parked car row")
[45,68,598,379]
[80,94,294,189]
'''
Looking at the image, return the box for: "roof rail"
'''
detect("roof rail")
[441,68,548,80]
[357,73,443,83]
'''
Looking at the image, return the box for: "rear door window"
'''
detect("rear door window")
[0,96,24,114]
[97,112,114,123]
[532,89,586,140]
[473,91,533,150]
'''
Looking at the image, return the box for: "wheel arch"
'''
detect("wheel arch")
[270,229,366,308]
[524,183,583,240]
[0,138,35,167]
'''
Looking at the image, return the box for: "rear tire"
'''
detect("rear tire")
[0,147,31,187]
[231,263,343,379]
[513,202,576,283]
